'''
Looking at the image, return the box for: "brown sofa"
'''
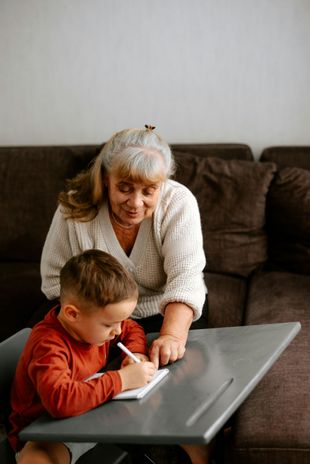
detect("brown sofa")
[1,143,309,463]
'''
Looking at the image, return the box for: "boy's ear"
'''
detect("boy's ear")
[62,304,81,322]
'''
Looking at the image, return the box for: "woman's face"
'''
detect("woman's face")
[106,173,162,227]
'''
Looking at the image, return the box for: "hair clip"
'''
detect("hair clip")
[144,124,156,131]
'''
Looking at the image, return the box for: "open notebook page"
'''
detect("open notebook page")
[85,368,169,400]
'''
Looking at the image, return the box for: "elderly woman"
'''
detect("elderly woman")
[40,126,207,367]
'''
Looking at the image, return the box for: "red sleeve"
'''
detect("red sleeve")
[118,319,148,357]
[28,338,122,418]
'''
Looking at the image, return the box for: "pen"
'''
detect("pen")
[117,342,141,364]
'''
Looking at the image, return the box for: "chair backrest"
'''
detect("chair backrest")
[0,328,31,430]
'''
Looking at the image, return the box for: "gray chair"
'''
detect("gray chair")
[0,328,130,464]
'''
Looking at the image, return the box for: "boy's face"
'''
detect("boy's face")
[62,298,137,346]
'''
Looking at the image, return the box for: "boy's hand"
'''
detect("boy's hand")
[121,353,149,367]
[118,361,156,391]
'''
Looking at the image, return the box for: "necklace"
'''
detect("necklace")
[111,211,136,230]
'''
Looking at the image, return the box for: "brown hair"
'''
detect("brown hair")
[60,249,138,309]
[58,127,175,222]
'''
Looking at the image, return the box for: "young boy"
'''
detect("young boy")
[8,249,156,464]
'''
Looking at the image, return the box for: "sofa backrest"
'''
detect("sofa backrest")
[9,143,307,279]
[0,145,100,262]
[1,142,285,279]
[0,143,254,265]
[261,146,310,170]
[172,143,254,161]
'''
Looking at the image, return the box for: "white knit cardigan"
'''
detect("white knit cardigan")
[41,180,207,320]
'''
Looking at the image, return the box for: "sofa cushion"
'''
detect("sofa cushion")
[244,270,310,325]
[204,272,246,328]
[267,166,310,274]
[175,155,277,277]
[231,335,310,464]
[231,271,310,464]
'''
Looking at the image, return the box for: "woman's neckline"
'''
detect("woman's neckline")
[110,210,137,230]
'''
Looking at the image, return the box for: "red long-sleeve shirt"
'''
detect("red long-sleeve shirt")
[8,307,148,451]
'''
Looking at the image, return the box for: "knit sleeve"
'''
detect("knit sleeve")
[158,184,207,320]
[40,206,77,299]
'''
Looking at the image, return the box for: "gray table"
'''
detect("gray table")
[20,322,300,445]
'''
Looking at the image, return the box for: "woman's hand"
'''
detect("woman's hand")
[149,334,186,368]
[150,302,193,368]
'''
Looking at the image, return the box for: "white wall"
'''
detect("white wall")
[1,0,310,157]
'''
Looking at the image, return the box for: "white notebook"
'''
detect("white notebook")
[85,368,169,400]
[113,368,169,400]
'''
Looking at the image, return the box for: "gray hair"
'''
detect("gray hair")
[60,127,175,220]
[93,128,175,182]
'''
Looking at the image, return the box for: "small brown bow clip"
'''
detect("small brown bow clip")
[144,124,156,131]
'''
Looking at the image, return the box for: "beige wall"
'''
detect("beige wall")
[1,0,310,157]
